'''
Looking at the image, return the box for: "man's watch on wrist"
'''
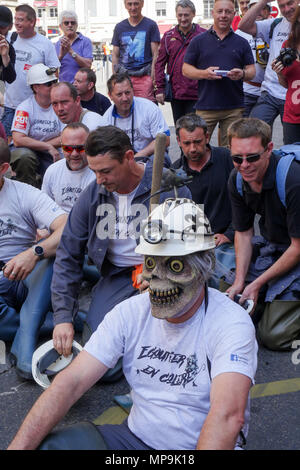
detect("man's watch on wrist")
[71,51,77,59]
[32,245,44,260]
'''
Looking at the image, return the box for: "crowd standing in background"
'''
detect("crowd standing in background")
[0,0,300,452]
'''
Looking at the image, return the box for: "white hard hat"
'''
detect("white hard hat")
[135,198,215,257]
[27,63,57,86]
[32,339,82,389]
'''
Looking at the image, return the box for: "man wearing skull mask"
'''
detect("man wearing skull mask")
[8,199,257,451]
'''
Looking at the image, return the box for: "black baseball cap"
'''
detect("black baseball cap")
[0,6,13,28]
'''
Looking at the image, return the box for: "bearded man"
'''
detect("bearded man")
[8,199,257,451]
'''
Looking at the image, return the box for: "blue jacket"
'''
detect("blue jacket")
[51,161,191,324]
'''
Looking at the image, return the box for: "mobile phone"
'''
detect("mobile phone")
[215,70,229,77]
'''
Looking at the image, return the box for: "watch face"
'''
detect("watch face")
[35,246,44,256]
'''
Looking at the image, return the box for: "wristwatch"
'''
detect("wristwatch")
[71,51,77,59]
[32,245,44,260]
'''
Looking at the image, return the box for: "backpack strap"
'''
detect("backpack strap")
[275,154,294,208]
[274,143,300,208]
[269,17,283,40]
[79,109,89,123]
[10,32,18,45]
[236,171,243,197]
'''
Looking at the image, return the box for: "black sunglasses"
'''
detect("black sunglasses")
[231,148,267,165]
[44,80,58,87]
[63,21,76,26]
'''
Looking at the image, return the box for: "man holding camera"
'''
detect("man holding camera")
[238,0,299,128]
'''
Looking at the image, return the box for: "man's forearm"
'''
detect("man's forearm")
[197,409,242,450]
[8,369,81,450]
[182,63,203,80]
[39,214,67,258]
[239,0,269,35]
[112,47,120,73]
[8,352,105,450]
[12,133,59,153]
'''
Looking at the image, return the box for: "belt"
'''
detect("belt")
[245,81,262,87]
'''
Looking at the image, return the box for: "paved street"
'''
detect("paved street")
[0,64,299,451]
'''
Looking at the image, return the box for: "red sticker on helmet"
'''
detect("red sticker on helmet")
[13,110,29,131]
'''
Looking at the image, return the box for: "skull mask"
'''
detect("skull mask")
[142,254,205,320]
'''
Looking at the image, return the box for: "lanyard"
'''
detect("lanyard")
[114,108,136,153]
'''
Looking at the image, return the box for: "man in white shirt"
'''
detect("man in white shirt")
[0,139,67,380]
[10,64,64,187]
[50,82,105,131]
[102,72,170,162]
[0,4,60,138]
[7,199,257,451]
[238,0,299,127]
[42,122,95,213]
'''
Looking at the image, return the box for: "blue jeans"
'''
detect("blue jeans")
[250,91,285,128]
[0,259,54,376]
[1,106,15,137]
[243,93,259,118]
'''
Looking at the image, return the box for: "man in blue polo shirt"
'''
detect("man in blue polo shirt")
[182,0,255,147]
[55,10,93,83]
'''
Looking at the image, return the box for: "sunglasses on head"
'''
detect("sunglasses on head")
[62,145,85,154]
[231,148,267,165]
[63,20,76,25]
[44,80,58,87]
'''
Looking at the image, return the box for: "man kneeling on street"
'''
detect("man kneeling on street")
[50,126,190,382]
[0,139,67,379]
[8,198,257,450]
[225,118,300,351]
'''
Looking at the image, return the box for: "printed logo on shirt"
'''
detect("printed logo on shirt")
[13,110,29,131]
[15,49,32,63]
[24,64,32,71]
[61,186,83,206]
[230,353,248,365]
[291,80,300,105]
[136,346,206,388]
[0,218,18,237]
[121,31,146,66]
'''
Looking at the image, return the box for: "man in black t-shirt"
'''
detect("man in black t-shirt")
[172,113,235,287]
[226,117,300,351]
[73,67,111,116]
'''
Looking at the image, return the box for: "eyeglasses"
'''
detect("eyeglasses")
[63,21,76,26]
[231,148,267,165]
[44,80,58,87]
[62,145,85,154]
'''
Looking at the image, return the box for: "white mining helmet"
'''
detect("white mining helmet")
[27,63,57,86]
[135,198,216,257]
[32,339,82,389]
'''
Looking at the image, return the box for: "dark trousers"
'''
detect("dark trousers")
[283,122,300,145]
[170,99,197,125]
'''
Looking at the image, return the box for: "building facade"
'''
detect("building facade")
[19,0,215,42]
[10,0,279,43]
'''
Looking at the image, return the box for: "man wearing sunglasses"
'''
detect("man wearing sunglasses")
[42,123,95,213]
[10,63,65,188]
[225,117,300,351]
[55,10,93,83]
[0,4,60,140]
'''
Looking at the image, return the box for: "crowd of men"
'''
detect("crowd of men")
[0,0,299,451]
